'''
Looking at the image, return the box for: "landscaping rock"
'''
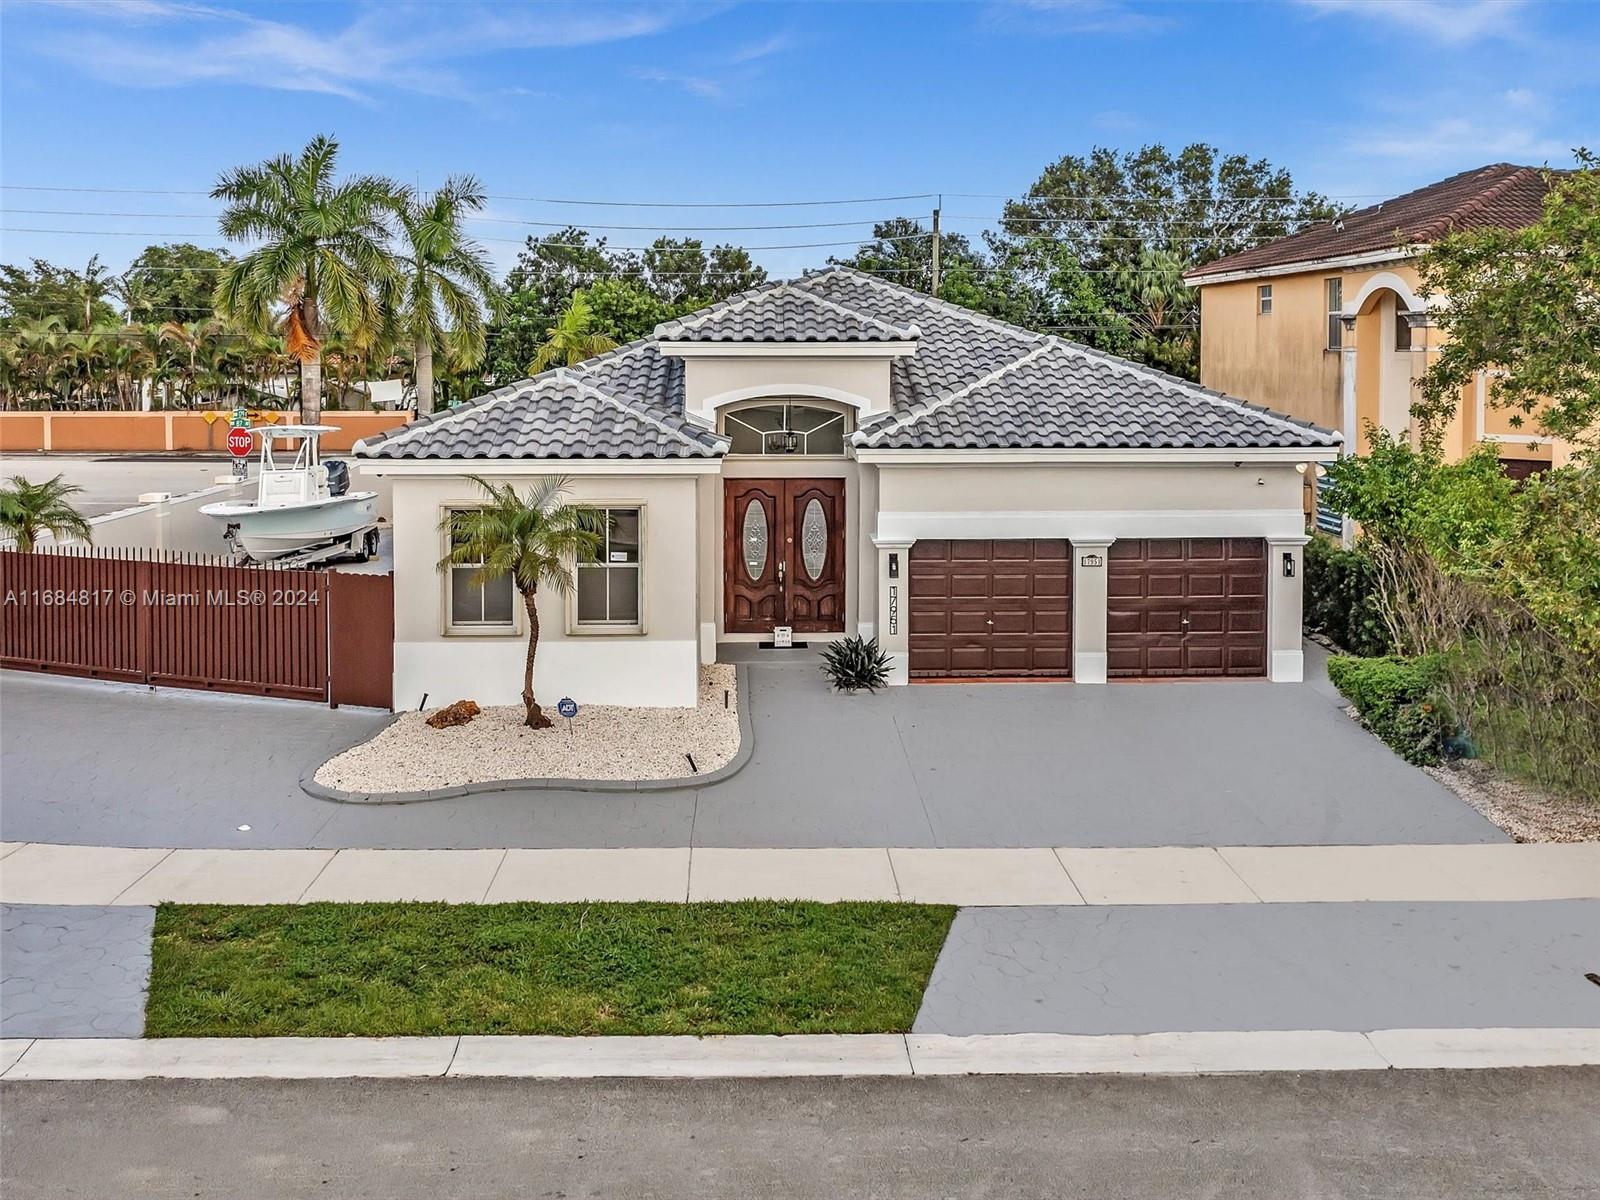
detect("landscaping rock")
[426,700,481,730]
[315,665,739,793]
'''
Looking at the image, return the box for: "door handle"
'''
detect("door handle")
[777,560,785,589]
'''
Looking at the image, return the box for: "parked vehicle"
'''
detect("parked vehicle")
[200,425,379,565]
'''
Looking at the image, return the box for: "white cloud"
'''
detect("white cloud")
[730,30,799,64]
[20,1,724,102]
[1296,0,1528,45]
[1356,116,1570,165]
[983,0,1173,35]
[634,67,726,100]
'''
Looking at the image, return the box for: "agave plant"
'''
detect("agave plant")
[819,635,893,694]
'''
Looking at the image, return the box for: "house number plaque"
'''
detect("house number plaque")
[888,584,898,635]
[1080,553,1104,568]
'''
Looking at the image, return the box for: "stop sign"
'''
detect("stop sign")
[226,427,253,458]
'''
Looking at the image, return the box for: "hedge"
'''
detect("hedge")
[1326,655,1450,765]
[1303,535,1391,657]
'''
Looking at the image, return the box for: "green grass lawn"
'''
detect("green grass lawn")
[146,901,956,1038]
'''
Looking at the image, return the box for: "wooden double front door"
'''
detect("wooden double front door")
[724,478,846,634]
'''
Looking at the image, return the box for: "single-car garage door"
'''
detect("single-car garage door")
[1107,538,1266,678]
[909,539,1071,678]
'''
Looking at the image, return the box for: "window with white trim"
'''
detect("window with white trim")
[1257,284,1273,315]
[722,402,849,455]
[575,507,641,628]
[1325,278,1343,349]
[1394,302,1414,352]
[446,509,515,630]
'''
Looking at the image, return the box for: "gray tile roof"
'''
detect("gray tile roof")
[359,369,724,460]
[357,266,1337,461]
[853,340,1341,450]
[654,284,916,342]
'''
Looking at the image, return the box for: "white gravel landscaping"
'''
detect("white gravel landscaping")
[314,664,740,794]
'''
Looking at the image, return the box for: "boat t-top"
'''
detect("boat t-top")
[200,425,380,564]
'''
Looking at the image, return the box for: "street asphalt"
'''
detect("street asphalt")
[1,647,1502,849]
[5,1071,1599,1199]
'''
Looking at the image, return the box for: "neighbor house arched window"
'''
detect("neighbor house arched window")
[720,401,852,456]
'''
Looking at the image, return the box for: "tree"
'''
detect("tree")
[1416,150,1600,448]
[581,276,673,343]
[529,291,617,372]
[0,258,118,331]
[158,318,224,405]
[212,134,401,425]
[391,176,495,414]
[122,243,233,324]
[639,238,766,307]
[829,216,984,293]
[991,143,1336,376]
[0,474,94,551]
[439,476,602,728]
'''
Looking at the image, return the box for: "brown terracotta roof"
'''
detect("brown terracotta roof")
[1185,163,1552,282]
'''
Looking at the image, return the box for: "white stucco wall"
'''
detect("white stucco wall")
[383,468,703,710]
[682,356,892,424]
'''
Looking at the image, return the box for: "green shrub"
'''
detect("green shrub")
[1326,655,1450,765]
[820,635,893,693]
[1303,534,1391,657]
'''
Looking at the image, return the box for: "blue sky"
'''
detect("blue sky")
[2,0,1596,280]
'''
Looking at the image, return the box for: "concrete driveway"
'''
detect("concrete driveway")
[0,645,1503,850]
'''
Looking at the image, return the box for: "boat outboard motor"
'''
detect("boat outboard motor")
[324,459,350,497]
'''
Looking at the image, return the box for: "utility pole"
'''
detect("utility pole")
[930,199,942,296]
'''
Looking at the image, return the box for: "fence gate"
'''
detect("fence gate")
[1,547,392,707]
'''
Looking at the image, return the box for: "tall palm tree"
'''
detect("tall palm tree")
[212,135,400,425]
[439,476,603,729]
[392,176,495,414]
[529,291,617,373]
[1,474,94,552]
[158,318,223,407]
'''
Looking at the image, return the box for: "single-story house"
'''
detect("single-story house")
[355,268,1339,709]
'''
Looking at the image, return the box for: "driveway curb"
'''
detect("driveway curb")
[4,1028,1598,1081]
[298,664,756,804]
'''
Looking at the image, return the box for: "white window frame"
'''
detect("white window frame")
[720,399,854,458]
[1325,278,1342,349]
[1257,284,1273,315]
[569,504,646,636]
[441,504,520,637]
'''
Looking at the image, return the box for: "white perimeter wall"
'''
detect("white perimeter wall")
[387,470,702,710]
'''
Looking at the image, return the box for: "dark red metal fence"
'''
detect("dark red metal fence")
[0,547,392,707]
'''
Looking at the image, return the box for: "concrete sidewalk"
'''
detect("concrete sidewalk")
[3,840,1597,907]
[5,1028,1600,1081]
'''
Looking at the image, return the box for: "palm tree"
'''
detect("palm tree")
[439,476,603,729]
[1,474,94,552]
[392,176,495,414]
[212,135,400,425]
[529,291,617,373]
[158,318,223,406]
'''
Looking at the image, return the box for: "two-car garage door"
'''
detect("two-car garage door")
[909,537,1266,680]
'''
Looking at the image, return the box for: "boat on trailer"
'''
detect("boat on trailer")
[200,425,380,565]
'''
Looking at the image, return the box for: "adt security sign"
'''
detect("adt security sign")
[557,697,578,719]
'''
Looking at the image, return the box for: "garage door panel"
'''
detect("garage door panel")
[1107,538,1266,678]
[909,539,1072,678]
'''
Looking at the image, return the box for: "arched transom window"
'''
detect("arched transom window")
[721,401,852,456]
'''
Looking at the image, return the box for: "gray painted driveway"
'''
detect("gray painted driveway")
[0,904,154,1038]
[915,900,1600,1035]
[1,645,1503,850]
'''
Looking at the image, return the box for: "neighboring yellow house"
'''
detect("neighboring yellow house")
[1183,164,1572,528]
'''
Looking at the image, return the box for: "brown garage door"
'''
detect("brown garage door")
[909,539,1071,678]
[1107,538,1266,678]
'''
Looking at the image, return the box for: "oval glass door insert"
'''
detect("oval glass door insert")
[800,497,828,581]
[742,499,768,581]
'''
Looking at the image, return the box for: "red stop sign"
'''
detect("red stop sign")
[226,427,253,458]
